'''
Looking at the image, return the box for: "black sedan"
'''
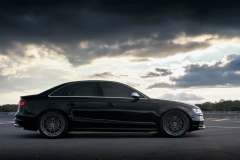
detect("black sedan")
[15,80,205,138]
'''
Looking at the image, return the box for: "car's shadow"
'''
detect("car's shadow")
[9,131,201,139]
[66,132,165,139]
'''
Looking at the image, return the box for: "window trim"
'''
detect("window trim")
[49,96,102,98]
[48,81,149,99]
[49,96,146,99]
[102,97,147,99]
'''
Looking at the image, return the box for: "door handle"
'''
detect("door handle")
[107,102,115,107]
[68,102,76,106]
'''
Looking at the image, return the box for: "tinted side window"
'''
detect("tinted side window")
[50,86,68,96]
[100,82,140,98]
[64,82,99,96]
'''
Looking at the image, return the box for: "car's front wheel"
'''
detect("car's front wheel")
[160,110,189,138]
[38,110,68,138]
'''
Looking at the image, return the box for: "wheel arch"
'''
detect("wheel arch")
[37,109,71,126]
[158,108,193,132]
[37,109,70,138]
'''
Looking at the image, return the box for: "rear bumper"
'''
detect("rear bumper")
[15,114,38,131]
[14,121,23,128]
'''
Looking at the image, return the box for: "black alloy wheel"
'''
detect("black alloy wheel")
[160,110,190,138]
[38,110,68,138]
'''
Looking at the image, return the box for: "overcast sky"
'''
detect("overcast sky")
[1,0,240,105]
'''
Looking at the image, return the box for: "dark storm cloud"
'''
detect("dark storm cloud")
[155,68,172,76]
[141,72,160,78]
[141,68,172,78]
[1,0,240,66]
[147,54,240,89]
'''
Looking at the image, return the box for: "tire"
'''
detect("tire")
[38,110,68,139]
[160,110,189,138]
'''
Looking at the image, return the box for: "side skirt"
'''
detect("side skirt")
[70,127,157,132]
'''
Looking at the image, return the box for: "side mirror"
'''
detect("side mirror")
[131,92,140,99]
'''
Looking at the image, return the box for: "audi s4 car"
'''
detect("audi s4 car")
[15,80,205,138]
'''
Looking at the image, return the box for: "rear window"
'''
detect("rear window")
[63,82,99,96]
[50,86,68,96]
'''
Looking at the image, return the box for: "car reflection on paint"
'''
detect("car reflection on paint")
[15,80,205,138]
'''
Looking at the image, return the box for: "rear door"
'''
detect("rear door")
[60,82,104,128]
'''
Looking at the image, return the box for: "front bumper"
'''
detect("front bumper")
[189,112,205,131]
[189,120,205,131]
[198,125,205,130]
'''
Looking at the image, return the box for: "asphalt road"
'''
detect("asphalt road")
[0,119,240,160]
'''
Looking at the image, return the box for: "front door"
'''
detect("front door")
[100,82,155,129]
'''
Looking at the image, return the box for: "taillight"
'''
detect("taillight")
[18,99,26,107]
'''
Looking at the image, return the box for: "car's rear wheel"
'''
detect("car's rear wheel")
[160,110,189,138]
[38,110,68,138]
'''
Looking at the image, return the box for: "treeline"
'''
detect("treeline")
[195,99,240,111]
[0,104,18,112]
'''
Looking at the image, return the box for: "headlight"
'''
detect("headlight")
[193,108,202,114]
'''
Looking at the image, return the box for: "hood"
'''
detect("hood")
[149,98,199,109]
